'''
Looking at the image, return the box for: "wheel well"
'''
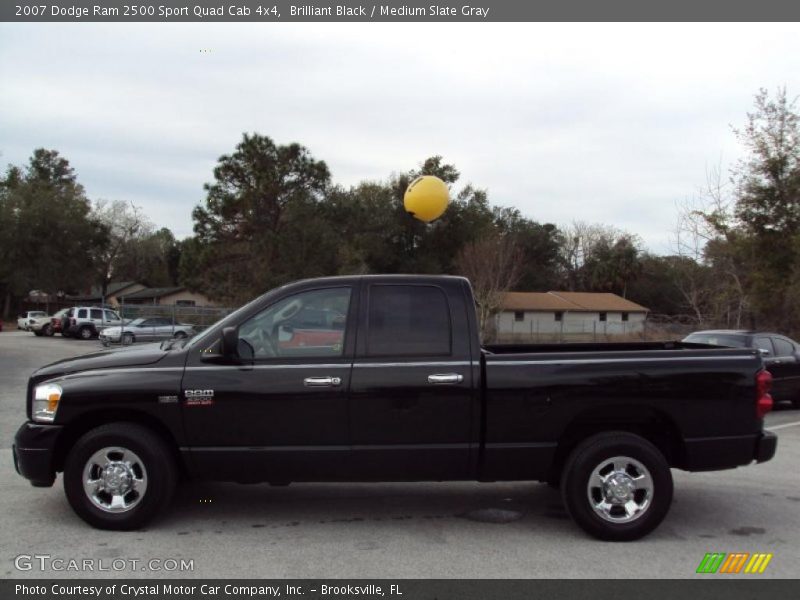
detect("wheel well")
[54,410,186,476]
[547,408,686,483]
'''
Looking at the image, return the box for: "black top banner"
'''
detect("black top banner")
[3,0,800,22]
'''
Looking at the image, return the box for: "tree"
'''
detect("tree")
[0,149,103,318]
[90,199,153,294]
[112,227,181,287]
[559,221,642,294]
[731,88,800,332]
[455,232,522,340]
[185,134,331,304]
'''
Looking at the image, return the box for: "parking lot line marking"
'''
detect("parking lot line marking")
[769,420,800,431]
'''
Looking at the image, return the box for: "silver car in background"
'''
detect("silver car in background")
[99,317,195,346]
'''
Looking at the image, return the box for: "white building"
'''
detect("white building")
[495,291,649,341]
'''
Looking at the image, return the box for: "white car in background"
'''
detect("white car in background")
[99,317,195,346]
[17,311,47,331]
[29,308,69,336]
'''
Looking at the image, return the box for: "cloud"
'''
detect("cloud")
[1,22,798,252]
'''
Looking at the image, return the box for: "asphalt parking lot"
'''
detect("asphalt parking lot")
[1,330,799,579]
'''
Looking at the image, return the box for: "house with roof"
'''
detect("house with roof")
[495,291,649,339]
[116,286,215,307]
[68,281,147,306]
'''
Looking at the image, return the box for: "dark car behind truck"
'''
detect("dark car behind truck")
[13,275,777,540]
[683,330,800,408]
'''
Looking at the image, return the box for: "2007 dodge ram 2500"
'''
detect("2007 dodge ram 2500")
[13,275,778,540]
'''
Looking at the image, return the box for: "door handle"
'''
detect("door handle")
[303,376,342,387]
[428,373,464,385]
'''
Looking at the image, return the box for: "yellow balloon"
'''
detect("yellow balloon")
[403,175,450,223]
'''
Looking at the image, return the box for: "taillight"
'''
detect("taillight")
[756,369,773,419]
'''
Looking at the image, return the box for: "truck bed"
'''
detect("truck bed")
[479,344,763,480]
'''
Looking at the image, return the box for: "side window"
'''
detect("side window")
[90,309,103,319]
[104,310,118,321]
[755,337,774,355]
[77,309,87,319]
[366,285,451,357]
[772,338,795,357]
[239,287,351,359]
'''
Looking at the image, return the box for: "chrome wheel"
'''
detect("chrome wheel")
[587,455,653,523]
[82,446,148,513]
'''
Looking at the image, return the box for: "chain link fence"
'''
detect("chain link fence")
[488,315,700,344]
[116,303,236,334]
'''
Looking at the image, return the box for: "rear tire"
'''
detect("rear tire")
[64,423,177,530]
[78,326,94,340]
[560,432,673,541]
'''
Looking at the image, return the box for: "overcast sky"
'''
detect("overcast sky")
[1,22,798,253]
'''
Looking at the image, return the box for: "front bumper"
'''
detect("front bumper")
[13,422,62,487]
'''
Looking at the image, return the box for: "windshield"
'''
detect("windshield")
[126,318,145,327]
[683,333,749,348]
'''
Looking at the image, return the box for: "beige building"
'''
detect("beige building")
[117,287,215,307]
[496,291,649,339]
[69,281,146,306]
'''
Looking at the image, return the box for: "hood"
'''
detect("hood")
[33,343,168,379]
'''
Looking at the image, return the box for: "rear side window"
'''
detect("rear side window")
[755,337,774,355]
[684,334,748,348]
[77,309,87,319]
[366,285,451,357]
[772,338,795,357]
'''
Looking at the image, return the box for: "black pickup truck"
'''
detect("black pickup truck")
[13,275,777,540]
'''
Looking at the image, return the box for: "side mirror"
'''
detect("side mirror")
[221,326,239,358]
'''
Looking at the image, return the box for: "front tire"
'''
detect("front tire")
[122,332,135,345]
[560,432,673,541]
[64,423,177,530]
[43,324,54,336]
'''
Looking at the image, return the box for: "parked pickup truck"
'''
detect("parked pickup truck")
[13,275,777,540]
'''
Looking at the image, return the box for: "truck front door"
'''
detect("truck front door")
[181,286,357,482]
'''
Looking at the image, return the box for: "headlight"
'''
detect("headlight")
[33,383,62,423]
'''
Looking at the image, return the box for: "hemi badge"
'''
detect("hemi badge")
[158,395,179,404]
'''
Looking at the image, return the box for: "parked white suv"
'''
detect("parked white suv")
[17,311,47,331]
[64,307,124,340]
